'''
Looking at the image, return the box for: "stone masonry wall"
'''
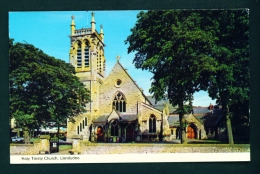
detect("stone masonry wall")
[99,62,145,115]
[67,113,92,140]
[10,139,50,155]
[186,114,207,139]
[140,104,162,134]
[80,143,250,154]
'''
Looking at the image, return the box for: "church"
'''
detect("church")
[66,13,225,143]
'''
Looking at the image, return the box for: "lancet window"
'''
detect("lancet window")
[112,92,126,112]
[110,120,119,136]
[149,115,156,133]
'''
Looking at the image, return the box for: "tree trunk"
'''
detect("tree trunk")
[179,104,187,144]
[226,105,234,144]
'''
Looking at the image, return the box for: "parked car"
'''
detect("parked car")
[11,136,24,143]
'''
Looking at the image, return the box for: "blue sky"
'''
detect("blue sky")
[9,11,216,107]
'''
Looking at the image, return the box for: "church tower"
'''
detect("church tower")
[67,12,105,140]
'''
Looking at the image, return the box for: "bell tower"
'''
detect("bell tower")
[69,12,105,115]
[69,13,105,75]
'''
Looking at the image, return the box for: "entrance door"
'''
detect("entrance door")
[126,126,134,142]
[97,127,104,142]
[187,126,196,139]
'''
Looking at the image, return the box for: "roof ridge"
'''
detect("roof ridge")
[116,61,152,105]
[141,102,162,113]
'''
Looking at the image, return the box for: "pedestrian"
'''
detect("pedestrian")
[208,103,213,113]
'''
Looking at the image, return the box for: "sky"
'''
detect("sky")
[9,11,216,107]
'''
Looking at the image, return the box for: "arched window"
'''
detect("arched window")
[85,117,87,126]
[112,92,126,112]
[110,120,118,136]
[149,115,156,133]
[80,123,82,131]
[84,42,90,67]
[77,42,82,67]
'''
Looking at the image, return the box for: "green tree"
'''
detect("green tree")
[9,39,90,137]
[125,10,218,144]
[207,10,249,144]
[126,10,249,144]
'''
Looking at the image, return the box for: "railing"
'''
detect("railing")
[74,29,92,35]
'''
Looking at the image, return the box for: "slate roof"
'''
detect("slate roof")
[168,115,180,127]
[146,96,177,113]
[120,114,138,122]
[193,107,210,115]
[146,96,169,105]
[194,109,223,127]
[93,115,109,123]
[93,113,138,123]
[168,114,202,127]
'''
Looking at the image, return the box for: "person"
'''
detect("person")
[208,103,213,113]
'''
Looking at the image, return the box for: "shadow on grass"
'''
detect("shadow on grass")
[187,140,227,144]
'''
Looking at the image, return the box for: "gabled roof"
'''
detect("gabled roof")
[141,102,162,114]
[93,109,121,124]
[146,96,177,113]
[93,115,109,123]
[109,61,152,105]
[107,109,122,123]
[93,110,138,124]
[194,109,223,127]
[168,113,205,128]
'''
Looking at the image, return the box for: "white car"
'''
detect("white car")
[11,136,24,143]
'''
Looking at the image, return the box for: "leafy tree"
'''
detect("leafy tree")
[207,10,249,144]
[126,10,249,144]
[9,39,90,137]
[125,10,218,144]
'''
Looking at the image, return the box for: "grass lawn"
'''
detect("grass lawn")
[30,138,41,143]
[59,145,72,151]
[187,139,227,144]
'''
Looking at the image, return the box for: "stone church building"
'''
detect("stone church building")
[66,13,225,142]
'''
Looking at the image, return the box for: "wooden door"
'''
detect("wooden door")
[187,126,195,139]
[126,126,134,142]
[97,127,104,142]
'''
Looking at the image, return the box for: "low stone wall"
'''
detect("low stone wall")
[80,143,250,154]
[10,139,50,155]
